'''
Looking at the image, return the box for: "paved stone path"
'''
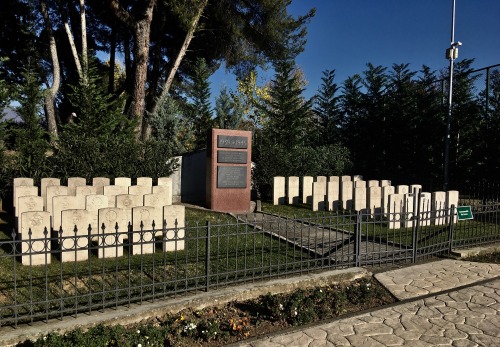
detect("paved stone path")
[375,259,500,300]
[236,260,500,347]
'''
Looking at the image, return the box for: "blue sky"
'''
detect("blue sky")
[210,0,500,100]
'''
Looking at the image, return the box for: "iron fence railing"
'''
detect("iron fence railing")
[0,202,499,327]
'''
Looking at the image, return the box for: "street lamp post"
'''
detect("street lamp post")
[443,0,461,191]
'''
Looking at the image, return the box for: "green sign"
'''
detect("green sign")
[457,206,473,221]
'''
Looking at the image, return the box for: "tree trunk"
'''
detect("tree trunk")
[63,20,82,79]
[108,26,116,94]
[161,0,208,98]
[40,0,60,138]
[108,0,155,140]
[80,0,88,81]
[146,0,207,140]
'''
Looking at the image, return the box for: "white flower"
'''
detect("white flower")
[319,289,323,293]
[137,344,142,347]
[137,330,141,334]
[279,304,284,310]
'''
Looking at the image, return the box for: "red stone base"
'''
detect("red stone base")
[206,129,252,213]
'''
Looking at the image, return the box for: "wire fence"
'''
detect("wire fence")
[0,201,499,327]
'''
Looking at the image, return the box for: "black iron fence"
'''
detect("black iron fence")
[0,202,499,327]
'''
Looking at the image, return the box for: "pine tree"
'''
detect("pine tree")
[215,86,244,129]
[147,92,185,154]
[313,69,341,145]
[258,59,313,148]
[13,66,50,180]
[188,57,213,149]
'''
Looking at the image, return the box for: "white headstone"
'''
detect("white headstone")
[13,178,35,209]
[341,175,351,182]
[41,178,60,210]
[17,196,43,217]
[86,195,110,234]
[20,211,51,265]
[157,177,173,186]
[354,180,366,188]
[380,180,391,187]
[128,185,152,197]
[67,177,87,195]
[114,177,131,187]
[92,177,110,187]
[410,184,422,194]
[162,205,185,251]
[103,185,129,198]
[316,176,327,195]
[353,186,367,213]
[287,176,300,205]
[59,209,90,262]
[273,176,286,205]
[302,176,313,204]
[367,180,380,187]
[144,193,169,208]
[432,191,447,226]
[97,207,126,258]
[446,190,459,223]
[402,194,415,227]
[382,185,395,216]
[131,206,160,255]
[327,180,340,211]
[92,177,110,194]
[396,185,409,195]
[115,194,143,209]
[75,185,98,196]
[388,193,404,229]
[14,177,34,187]
[312,181,326,211]
[329,176,340,183]
[13,186,38,210]
[152,185,173,206]
[340,180,353,210]
[52,195,86,231]
[419,192,432,226]
[136,177,153,186]
[46,185,68,215]
[367,186,382,215]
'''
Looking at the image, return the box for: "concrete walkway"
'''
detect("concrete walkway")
[236,259,500,347]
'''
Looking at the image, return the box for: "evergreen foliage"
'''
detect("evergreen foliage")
[313,69,341,145]
[51,64,178,181]
[187,58,214,149]
[147,92,185,154]
[214,86,244,129]
[257,59,313,147]
[11,67,50,182]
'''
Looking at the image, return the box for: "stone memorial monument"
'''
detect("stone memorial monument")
[206,129,252,213]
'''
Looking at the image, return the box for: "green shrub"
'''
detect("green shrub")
[253,139,352,199]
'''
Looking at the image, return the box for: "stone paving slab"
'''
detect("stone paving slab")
[236,277,500,347]
[374,259,500,300]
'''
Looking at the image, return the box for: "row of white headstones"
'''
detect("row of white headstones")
[12,177,185,266]
[273,175,459,228]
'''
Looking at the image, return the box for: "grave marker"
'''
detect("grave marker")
[163,205,185,251]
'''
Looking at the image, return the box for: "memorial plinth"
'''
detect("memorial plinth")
[206,129,252,213]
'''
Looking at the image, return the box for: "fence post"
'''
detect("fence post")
[412,191,421,263]
[448,204,456,254]
[206,220,211,292]
[354,211,361,267]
